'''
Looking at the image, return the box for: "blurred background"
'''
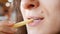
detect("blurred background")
[0,0,27,34]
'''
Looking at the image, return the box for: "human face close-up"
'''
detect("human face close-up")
[20,0,60,34]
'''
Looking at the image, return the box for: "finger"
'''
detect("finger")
[0,21,4,26]
[3,21,15,27]
[1,27,17,34]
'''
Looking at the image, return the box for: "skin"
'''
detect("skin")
[20,0,60,34]
[0,0,60,34]
[0,21,16,34]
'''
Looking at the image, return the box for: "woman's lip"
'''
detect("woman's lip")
[28,18,44,26]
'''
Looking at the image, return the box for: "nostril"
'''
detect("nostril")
[28,4,35,8]
[24,4,35,9]
[24,1,39,9]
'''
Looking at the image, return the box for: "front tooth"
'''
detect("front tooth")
[33,18,39,20]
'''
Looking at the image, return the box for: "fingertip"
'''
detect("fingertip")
[7,23,14,27]
[14,29,18,32]
[4,22,15,27]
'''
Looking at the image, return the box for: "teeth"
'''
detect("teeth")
[34,18,39,20]
[33,18,44,20]
[28,17,44,20]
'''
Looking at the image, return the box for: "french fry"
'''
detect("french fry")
[13,19,33,28]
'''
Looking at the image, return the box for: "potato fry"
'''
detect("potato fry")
[13,19,33,28]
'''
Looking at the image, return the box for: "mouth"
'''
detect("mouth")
[27,17,44,26]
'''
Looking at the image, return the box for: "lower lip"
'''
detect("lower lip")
[28,19,42,26]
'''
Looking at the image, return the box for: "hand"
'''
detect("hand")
[0,21,17,34]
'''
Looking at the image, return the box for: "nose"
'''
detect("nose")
[24,0,40,9]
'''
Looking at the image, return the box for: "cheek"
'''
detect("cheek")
[21,11,25,18]
[40,0,60,16]
[20,5,25,17]
[40,0,59,11]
